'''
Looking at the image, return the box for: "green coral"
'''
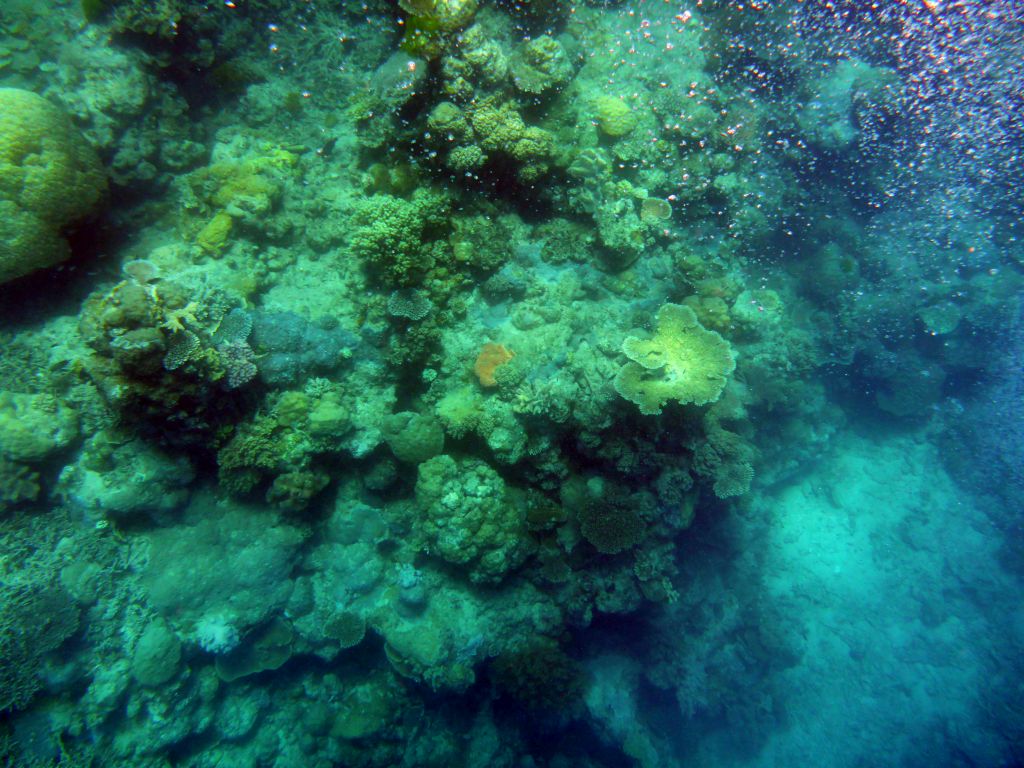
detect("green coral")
[490,638,584,711]
[509,35,574,96]
[0,88,106,285]
[614,303,736,415]
[563,477,646,555]
[382,411,445,464]
[217,415,305,496]
[694,419,756,498]
[414,455,532,583]
[0,457,40,512]
[593,94,639,138]
[267,469,330,512]
[466,101,554,183]
[350,189,452,286]
[399,0,479,57]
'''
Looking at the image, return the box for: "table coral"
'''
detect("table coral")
[614,303,736,415]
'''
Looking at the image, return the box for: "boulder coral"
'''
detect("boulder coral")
[593,95,639,138]
[414,455,532,583]
[0,88,106,285]
[614,303,736,415]
[0,391,79,462]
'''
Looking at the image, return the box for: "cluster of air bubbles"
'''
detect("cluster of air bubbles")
[794,0,1024,213]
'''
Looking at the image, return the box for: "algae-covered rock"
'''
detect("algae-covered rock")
[58,433,193,523]
[132,619,182,687]
[796,59,899,152]
[0,391,79,462]
[614,303,736,415]
[214,619,294,682]
[0,88,106,285]
[331,673,399,740]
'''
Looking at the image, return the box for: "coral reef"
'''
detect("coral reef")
[1,2,1021,767]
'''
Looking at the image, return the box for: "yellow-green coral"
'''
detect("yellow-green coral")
[350,189,452,286]
[195,211,233,254]
[0,88,106,285]
[594,95,638,138]
[471,102,526,153]
[614,303,736,415]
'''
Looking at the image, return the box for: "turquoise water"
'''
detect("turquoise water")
[1,1,1022,765]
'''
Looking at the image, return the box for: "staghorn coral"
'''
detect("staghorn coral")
[615,303,736,415]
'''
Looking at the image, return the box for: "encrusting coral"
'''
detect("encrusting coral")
[474,342,515,387]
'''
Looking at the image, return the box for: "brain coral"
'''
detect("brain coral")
[614,303,736,415]
[0,88,106,285]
